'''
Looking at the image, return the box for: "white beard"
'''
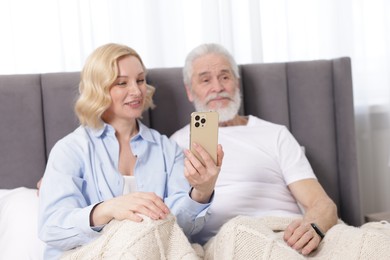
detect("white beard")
[192,89,241,123]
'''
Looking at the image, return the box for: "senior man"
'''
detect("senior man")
[171,44,389,259]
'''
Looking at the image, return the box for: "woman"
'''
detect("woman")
[38,43,223,259]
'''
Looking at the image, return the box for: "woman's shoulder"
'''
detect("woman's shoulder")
[138,121,168,141]
[139,123,182,153]
[147,127,177,146]
[56,125,88,142]
[51,125,93,153]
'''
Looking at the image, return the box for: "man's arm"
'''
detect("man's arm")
[284,178,338,255]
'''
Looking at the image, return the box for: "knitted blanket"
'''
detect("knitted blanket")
[61,214,202,260]
[203,216,390,260]
[60,215,390,259]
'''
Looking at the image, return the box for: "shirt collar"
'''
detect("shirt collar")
[89,122,112,137]
[136,120,156,143]
[89,120,157,144]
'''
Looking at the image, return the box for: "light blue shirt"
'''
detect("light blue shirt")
[38,121,210,259]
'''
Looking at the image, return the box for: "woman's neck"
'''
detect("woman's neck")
[110,119,139,141]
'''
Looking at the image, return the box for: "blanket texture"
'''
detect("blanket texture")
[60,215,390,259]
[203,216,390,260]
[61,214,202,260]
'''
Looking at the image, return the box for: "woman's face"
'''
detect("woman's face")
[103,55,147,125]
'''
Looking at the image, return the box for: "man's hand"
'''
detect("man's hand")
[184,143,224,203]
[283,179,338,255]
[284,219,322,255]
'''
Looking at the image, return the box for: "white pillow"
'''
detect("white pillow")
[0,187,45,260]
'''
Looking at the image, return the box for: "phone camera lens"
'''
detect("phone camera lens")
[195,115,200,121]
[201,118,206,124]
[195,122,200,128]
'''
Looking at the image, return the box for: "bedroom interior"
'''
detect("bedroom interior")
[0,0,389,258]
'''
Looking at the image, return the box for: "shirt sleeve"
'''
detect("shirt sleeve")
[162,137,212,236]
[38,138,101,250]
[277,126,317,184]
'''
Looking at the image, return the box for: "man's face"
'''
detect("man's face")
[186,53,241,122]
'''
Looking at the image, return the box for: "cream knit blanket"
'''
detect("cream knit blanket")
[60,215,390,259]
[203,216,390,260]
[61,214,203,260]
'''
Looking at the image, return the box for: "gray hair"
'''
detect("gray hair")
[183,43,240,88]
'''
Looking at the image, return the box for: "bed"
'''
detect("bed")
[0,57,361,258]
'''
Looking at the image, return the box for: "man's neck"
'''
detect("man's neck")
[219,115,248,127]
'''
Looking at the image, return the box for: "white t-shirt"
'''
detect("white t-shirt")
[170,115,316,244]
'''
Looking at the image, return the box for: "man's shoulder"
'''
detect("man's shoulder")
[170,124,190,149]
[170,124,190,138]
[248,115,286,130]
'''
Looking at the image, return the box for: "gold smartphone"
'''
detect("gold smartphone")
[190,111,219,165]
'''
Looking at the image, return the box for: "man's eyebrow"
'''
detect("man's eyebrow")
[220,69,232,74]
[198,69,231,75]
[197,71,211,77]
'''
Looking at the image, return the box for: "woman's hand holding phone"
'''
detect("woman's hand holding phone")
[184,111,224,204]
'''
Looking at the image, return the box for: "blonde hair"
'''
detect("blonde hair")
[75,43,155,129]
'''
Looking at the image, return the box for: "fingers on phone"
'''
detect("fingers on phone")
[217,144,224,166]
[193,143,214,165]
[185,147,204,168]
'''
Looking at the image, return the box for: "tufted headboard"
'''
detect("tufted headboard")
[0,57,361,226]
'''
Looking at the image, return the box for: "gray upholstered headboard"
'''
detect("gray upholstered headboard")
[0,57,361,226]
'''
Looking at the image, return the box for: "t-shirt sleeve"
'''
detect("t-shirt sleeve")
[277,126,317,184]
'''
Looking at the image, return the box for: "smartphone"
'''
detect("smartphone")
[190,111,219,165]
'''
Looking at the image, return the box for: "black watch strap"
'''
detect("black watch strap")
[310,223,325,239]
